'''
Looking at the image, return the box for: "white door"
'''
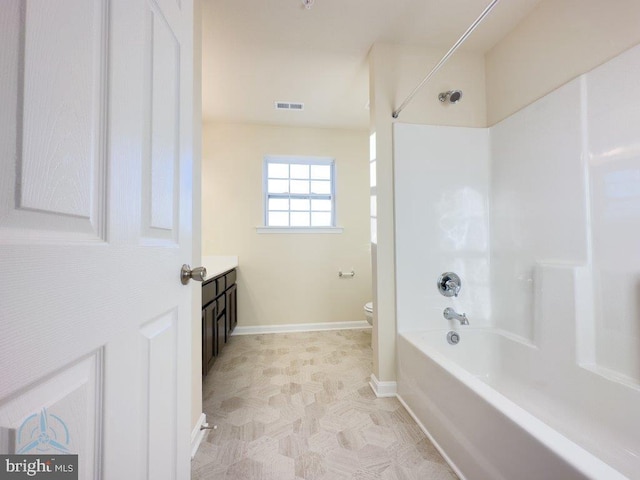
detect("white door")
[0,0,196,478]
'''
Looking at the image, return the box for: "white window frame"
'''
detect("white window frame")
[257,155,343,234]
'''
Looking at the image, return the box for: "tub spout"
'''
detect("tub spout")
[443,307,468,325]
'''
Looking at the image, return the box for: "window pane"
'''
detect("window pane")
[290,198,310,211]
[311,199,331,211]
[290,180,310,194]
[370,161,376,188]
[264,157,336,230]
[268,179,289,194]
[268,163,289,179]
[290,212,310,227]
[311,212,332,227]
[290,164,309,179]
[268,198,289,210]
[370,195,377,217]
[311,164,331,180]
[369,133,376,161]
[311,180,331,194]
[268,211,289,226]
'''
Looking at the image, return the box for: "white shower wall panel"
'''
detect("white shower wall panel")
[489,79,589,341]
[394,124,491,332]
[394,41,640,384]
[586,44,640,383]
[392,42,640,478]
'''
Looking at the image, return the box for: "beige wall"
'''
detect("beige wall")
[202,123,372,328]
[372,43,487,128]
[486,0,640,125]
[368,43,486,383]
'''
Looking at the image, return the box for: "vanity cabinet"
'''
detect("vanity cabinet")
[201,268,237,376]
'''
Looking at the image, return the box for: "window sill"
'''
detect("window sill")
[256,226,344,234]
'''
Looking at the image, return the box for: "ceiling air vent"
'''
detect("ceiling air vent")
[275,101,304,111]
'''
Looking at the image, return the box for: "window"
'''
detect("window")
[263,156,337,229]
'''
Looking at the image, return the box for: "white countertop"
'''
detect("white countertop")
[202,255,238,280]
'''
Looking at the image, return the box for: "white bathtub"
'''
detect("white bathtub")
[397,328,640,480]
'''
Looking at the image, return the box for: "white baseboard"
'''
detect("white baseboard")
[232,320,371,336]
[396,394,467,480]
[190,413,207,459]
[368,373,397,398]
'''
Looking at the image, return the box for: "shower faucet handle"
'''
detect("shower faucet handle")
[438,272,461,297]
[446,280,459,295]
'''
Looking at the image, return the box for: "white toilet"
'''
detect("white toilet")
[364,302,373,325]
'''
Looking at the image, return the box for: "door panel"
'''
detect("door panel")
[141,310,178,479]
[0,0,107,243]
[142,2,180,241]
[0,352,102,479]
[0,0,195,478]
[20,0,104,220]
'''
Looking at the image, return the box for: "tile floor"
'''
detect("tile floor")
[192,329,457,480]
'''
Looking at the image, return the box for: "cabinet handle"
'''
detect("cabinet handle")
[181,264,207,285]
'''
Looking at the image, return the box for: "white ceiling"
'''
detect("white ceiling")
[201,0,542,129]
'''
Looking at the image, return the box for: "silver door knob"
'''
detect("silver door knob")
[181,264,207,285]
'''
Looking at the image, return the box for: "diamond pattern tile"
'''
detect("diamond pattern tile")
[192,329,458,479]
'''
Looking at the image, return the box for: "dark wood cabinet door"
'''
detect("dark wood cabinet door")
[202,302,216,376]
[215,313,225,357]
[226,283,237,336]
[201,309,207,376]
[211,301,219,360]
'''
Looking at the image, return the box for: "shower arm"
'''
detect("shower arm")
[391,0,500,119]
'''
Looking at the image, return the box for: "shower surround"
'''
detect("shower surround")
[393,44,640,479]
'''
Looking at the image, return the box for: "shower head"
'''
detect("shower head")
[438,90,463,104]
